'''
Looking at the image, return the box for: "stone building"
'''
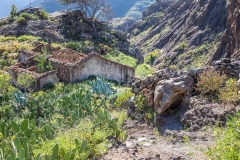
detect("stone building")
[10,44,135,91]
[49,48,135,83]
[8,56,59,91]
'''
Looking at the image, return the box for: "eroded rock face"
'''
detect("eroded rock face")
[211,0,240,61]
[154,75,194,114]
[129,0,227,69]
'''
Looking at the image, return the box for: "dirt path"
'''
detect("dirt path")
[101,118,215,160]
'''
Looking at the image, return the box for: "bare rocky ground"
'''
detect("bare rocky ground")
[101,113,215,160]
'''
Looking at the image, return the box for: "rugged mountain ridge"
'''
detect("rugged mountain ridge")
[211,0,240,61]
[129,0,227,69]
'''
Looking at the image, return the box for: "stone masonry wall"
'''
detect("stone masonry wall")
[71,54,135,83]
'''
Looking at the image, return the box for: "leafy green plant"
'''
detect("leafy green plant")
[10,89,27,113]
[34,55,53,73]
[181,41,188,50]
[219,78,239,103]
[114,90,132,108]
[90,77,116,97]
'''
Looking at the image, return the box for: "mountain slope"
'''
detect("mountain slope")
[129,0,227,69]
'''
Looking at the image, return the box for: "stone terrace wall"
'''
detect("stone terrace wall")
[71,54,135,83]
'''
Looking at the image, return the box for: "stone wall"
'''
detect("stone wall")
[71,54,135,83]
[211,58,240,79]
[8,62,59,91]
[132,58,240,112]
[18,50,37,62]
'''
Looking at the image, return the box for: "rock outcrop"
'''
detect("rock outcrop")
[211,0,240,61]
[154,75,194,114]
[129,0,227,69]
[181,96,237,131]
[132,58,240,114]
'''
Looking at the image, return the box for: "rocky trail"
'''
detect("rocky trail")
[101,114,215,160]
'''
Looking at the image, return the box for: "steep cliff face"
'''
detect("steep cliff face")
[211,0,240,61]
[129,0,227,69]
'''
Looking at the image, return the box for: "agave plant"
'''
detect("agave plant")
[10,89,27,113]
[89,77,116,97]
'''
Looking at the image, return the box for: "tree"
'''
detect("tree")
[10,4,17,20]
[59,0,113,41]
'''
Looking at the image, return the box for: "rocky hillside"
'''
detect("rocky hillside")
[129,0,227,70]
[0,8,131,55]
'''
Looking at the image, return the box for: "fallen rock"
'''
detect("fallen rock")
[154,75,194,114]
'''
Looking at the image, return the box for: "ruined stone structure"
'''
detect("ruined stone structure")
[18,43,60,63]
[49,48,135,83]
[10,44,135,91]
[9,57,59,91]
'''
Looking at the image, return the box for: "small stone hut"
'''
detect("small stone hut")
[8,56,59,91]
[49,48,135,83]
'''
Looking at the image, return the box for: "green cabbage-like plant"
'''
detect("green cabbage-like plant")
[89,77,116,97]
[10,89,27,113]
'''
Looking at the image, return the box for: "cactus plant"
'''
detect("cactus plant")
[90,77,116,97]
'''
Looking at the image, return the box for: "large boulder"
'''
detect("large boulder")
[154,75,194,114]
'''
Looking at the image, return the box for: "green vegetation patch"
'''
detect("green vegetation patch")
[135,64,155,78]
[103,52,137,68]
[176,41,218,70]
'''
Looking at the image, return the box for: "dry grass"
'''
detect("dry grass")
[196,68,227,97]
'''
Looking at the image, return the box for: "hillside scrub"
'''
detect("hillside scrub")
[207,111,240,159]
[0,78,129,159]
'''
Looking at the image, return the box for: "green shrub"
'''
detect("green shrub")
[219,78,239,103]
[114,90,133,108]
[0,19,8,26]
[134,94,147,111]
[144,49,161,65]
[181,41,188,50]
[19,12,38,20]
[16,17,27,25]
[39,8,49,19]
[17,35,39,42]
[196,68,227,99]
[207,111,240,159]
[34,55,53,73]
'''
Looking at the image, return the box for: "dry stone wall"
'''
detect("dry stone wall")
[132,58,240,113]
